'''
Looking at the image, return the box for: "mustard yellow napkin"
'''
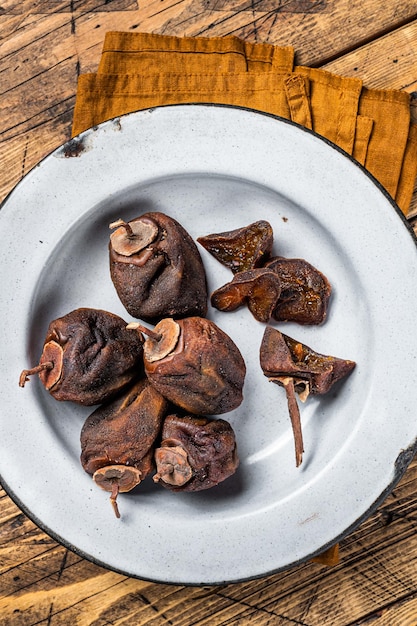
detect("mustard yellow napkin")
[71,32,417,568]
[73,69,362,158]
[97,31,295,74]
[72,31,417,215]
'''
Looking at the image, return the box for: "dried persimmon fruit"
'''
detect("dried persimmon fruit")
[19,308,144,405]
[265,256,331,325]
[197,220,273,274]
[260,326,355,466]
[110,212,208,323]
[80,379,168,517]
[153,414,239,491]
[128,316,246,415]
[210,267,282,322]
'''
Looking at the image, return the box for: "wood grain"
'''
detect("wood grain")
[324,21,417,92]
[1,1,417,624]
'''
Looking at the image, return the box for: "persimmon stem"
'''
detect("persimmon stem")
[19,362,54,387]
[153,464,174,483]
[271,376,304,467]
[109,219,135,238]
[283,377,304,467]
[110,481,121,519]
[126,322,162,342]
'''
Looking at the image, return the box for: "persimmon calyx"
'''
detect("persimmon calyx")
[109,218,158,256]
[93,465,142,519]
[128,318,181,363]
[153,444,192,487]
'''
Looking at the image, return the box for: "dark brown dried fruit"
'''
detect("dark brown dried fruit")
[19,308,144,405]
[197,220,273,274]
[265,256,331,325]
[109,212,208,322]
[210,268,282,322]
[129,316,246,415]
[80,378,168,517]
[153,414,239,491]
[260,326,356,466]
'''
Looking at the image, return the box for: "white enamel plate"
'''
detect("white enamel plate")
[1,105,417,584]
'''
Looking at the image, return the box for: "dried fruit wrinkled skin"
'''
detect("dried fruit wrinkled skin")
[260,326,356,394]
[109,212,208,322]
[260,326,356,466]
[19,308,144,406]
[153,414,239,491]
[265,256,331,325]
[197,220,273,274]
[210,268,282,322]
[140,316,246,415]
[80,379,168,517]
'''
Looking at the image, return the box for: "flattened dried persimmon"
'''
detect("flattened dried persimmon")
[153,414,239,491]
[265,256,331,325]
[197,220,273,274]
[210,268,281,322]
[265,257,331,324]
[260,326,355,466]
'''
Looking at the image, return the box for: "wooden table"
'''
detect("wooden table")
[1,2,417,624]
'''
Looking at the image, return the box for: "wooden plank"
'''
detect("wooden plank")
[356,593,417,625]
[2,531,416,626]
[1,1,417,64]
[0,103,75,206]
[131,0,417,67]
[324,20,417,93]
[0,0,137,14]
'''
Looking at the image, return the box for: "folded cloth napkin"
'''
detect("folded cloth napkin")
[96,31,295,74]
[71,32,417,568]
[72,31,417,215]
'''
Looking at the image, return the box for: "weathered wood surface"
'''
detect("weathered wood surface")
[1,2,417,625]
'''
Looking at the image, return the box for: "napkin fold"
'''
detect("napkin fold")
[71,32,417,568]
[72,31,417,215]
